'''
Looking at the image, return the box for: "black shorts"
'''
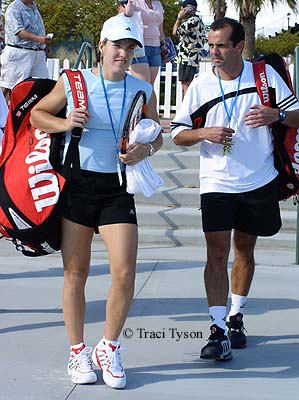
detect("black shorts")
[200,178,282,237]
[59,170,137,229]
[178,64,197,82]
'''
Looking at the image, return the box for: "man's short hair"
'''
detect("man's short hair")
[210,17,245,47]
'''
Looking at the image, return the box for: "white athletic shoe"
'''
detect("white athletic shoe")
[92,338,126,389]
[67,346,97,384]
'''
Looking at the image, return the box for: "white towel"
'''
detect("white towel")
[126,119,164,197]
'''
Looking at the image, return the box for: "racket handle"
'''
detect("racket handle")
[120,137,127,154]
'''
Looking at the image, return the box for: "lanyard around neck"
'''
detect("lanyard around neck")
[217,63,244,127]
[100,67,127,152]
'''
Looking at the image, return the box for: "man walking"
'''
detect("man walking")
[171,17,299,360]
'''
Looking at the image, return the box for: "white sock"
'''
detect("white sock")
[103,337,119,347]
[70,342,85,353]
[209,306,227,331]
[228,293,247,318]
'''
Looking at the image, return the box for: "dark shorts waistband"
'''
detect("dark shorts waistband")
[7,44,44,51]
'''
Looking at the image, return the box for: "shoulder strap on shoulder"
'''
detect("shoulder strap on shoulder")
[63,69,88,109]
[252,60,271,107]
[61,69,88,179]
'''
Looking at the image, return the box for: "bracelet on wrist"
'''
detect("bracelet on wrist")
[148,142,155,157]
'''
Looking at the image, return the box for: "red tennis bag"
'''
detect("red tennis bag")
[253,53,299,201]
[0,70,87,256]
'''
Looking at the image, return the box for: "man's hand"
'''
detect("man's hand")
[244,105,278,128]
[201,127,235,145]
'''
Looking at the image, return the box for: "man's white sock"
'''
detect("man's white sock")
[209,306,227,331]
[228,293,247,318]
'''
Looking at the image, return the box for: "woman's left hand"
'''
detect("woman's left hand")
[119,142,149,166]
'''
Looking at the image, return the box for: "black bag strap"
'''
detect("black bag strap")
[61,70,88,179]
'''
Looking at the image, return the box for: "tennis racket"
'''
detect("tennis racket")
[120,90,146,154]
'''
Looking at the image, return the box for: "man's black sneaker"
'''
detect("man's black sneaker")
[226,313,247,349]
[200,324,232,361]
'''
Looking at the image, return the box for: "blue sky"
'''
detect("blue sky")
[198,1,296,36]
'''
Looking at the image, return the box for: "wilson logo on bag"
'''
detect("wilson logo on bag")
[0,70,87,256]
[253,53,299,201]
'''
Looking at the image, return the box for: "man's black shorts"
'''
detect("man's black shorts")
[59,170,137,229]
[178,64,197,82]
[200,178,281,237]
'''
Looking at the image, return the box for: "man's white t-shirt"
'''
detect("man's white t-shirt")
[171,60,299,194]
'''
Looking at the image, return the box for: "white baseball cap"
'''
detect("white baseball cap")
[100,14,143,48]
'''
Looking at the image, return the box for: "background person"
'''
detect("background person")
[0,0,52,103]
[172,0,206,96]
[30,14,162,389]
[119,0,165,84]
[171,17,299,361]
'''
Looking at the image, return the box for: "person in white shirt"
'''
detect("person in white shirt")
[171,17,299,361]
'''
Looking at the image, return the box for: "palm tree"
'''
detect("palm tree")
[208,0,227,19]
[208,0,297,60]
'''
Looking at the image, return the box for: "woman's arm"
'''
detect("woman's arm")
[121,0,134,17]
[30,77,89,133]
[145,91,162,153]
[159,22,165,41]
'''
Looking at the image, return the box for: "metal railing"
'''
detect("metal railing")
[73,41,94,69]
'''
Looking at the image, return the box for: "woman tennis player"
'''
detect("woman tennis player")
[30,14,162,389]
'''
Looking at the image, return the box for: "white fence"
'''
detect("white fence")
[46,58,295,119]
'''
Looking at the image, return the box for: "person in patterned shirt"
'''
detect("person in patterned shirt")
[172,0,206,96]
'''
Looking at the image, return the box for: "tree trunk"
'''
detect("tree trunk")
[214,0,227,20]
[240,15,256,60]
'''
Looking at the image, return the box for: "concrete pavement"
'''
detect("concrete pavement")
[0,237,299,400]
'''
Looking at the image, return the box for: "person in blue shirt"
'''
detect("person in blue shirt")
[30,14,162,390]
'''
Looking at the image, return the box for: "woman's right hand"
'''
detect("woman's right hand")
[65,108,90,131]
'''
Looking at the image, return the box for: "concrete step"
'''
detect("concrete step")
[155,168,199,188]
[135,187,200,207]
[133,227,296,249]
[135,187,299,214]
[136,205,200,229]
[280,198,299,211]
[94,226,296,252]
[136,205,297,233]
[160,131,199,152]
[91,240,298,265]
[150,149,200,170]
[280,209,297,231]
